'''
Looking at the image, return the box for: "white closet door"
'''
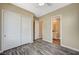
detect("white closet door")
[21,15,32,45]
[2,10,21,50]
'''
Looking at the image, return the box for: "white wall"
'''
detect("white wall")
[39,4,79,51]
[39,17,52,42]
[35,20,39,39]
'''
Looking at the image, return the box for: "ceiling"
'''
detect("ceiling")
[13,3,71,17]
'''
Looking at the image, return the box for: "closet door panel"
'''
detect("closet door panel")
[3,10,21,50]
[21,15,28,44]
[21,15,32,44]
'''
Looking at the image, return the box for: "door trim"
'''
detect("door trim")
[1,10,4,51]
[51,15,62,44]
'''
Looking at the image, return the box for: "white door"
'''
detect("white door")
[35,20,39,39]
[21,15,32,44]
[2,10,21,50]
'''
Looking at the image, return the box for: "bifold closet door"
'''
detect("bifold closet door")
[21,15,32,45]
[2,10,21,50]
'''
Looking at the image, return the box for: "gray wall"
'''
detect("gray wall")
[39,4,79,51]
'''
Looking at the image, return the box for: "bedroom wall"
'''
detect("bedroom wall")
[0,3,34,16]
[39,3,79,51]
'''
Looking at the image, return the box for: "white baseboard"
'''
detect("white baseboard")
[61,44,79,52]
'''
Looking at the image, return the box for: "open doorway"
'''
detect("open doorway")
[52,16,60,45]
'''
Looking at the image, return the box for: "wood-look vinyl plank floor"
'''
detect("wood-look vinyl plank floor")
[0,39,79,55]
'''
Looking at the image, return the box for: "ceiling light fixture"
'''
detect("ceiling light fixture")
[38,3,45,6]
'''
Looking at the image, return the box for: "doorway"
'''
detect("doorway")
[52,16,60,45]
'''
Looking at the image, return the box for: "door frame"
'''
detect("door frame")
[51,15,62,44]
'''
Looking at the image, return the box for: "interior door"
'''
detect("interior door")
[3,10,21,50]
[35,20,39,39]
